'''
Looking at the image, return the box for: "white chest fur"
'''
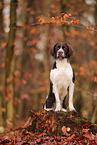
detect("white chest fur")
[50,59,73,98]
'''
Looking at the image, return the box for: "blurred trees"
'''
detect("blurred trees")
[0,0,97,128]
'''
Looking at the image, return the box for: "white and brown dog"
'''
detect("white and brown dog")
[44,42,76,112]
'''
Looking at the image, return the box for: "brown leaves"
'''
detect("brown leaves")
[0,111,97,144]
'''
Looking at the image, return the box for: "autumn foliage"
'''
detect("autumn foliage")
[0,111,97,144]
[0,0,97,143]
[38,13,80,26]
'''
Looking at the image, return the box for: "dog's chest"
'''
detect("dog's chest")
[50,60,73,88]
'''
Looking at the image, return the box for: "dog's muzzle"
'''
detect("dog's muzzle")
[57,48,65,59]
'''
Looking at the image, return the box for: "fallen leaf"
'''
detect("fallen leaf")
[62,126,70,136]
[66,127,71,132]
[83,123,90,129]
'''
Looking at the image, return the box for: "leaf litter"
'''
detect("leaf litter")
[0,110,97,144]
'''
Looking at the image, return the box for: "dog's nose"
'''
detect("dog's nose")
[58,51,63,56]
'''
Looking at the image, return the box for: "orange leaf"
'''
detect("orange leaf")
[82,134,92,140]
[37,133,47,138]
[1,108,6,112]
[30,10,35,15]
[14,47,19,51]
[4,17,8,21]
[1,42,6,48]
[26,8,31,12]
[75,137,80,141]
[16,34,21,39]
[6,78,10,84]
[30,27,36,34]
[6,89,11,94]
[68,13,72,17]
[57,16,60,19]
[51,17,56,23]
[22,79,27,85]
[14,98,19,106]
[14,70,20,77]
[66,138,73,142]
[13,41,16,46]
[61,13,65,16]
[70,112,73,117]
[52,126,57,132]
[83,123,90,129]
[48,18,50,21]
[1,63,5,68]
[5,96,10,101]
[38,18,45,25]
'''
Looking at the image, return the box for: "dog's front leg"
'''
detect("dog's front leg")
[53,85,61,111]
[69,83,76,111]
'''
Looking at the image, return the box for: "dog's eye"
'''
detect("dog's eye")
[62,46,66,50]
[56,47,59,50]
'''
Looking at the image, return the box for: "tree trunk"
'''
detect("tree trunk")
[5,0,17,128]
[0,95,3,126]
[39,0,52,108]
[91,4,97,123]
[60,0,69,41]
[0,0,4,126]
[14,0,27,120]
[42,0,51,78]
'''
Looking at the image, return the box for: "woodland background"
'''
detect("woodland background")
[0,0,97,128]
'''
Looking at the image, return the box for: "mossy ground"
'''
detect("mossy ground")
[27,110,96,136]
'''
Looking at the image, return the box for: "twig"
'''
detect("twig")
[23,116,32,128]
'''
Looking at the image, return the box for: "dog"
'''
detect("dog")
[44,42,76,112]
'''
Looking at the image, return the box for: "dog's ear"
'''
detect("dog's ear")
[66,43,74,58]
[50,43,58,57]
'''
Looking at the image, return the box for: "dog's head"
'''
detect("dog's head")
[50,42,74,59]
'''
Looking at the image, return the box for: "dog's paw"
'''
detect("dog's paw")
[55,108,60,111]
[44,108,53,111]
[43,104,53,111]
[61,108,67,112]
[69,105,76,112]
[55,105,61,112]
[55,102,61,112]
[46,108,53,111]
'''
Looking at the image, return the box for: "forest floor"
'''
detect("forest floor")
[0,110,97,144]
